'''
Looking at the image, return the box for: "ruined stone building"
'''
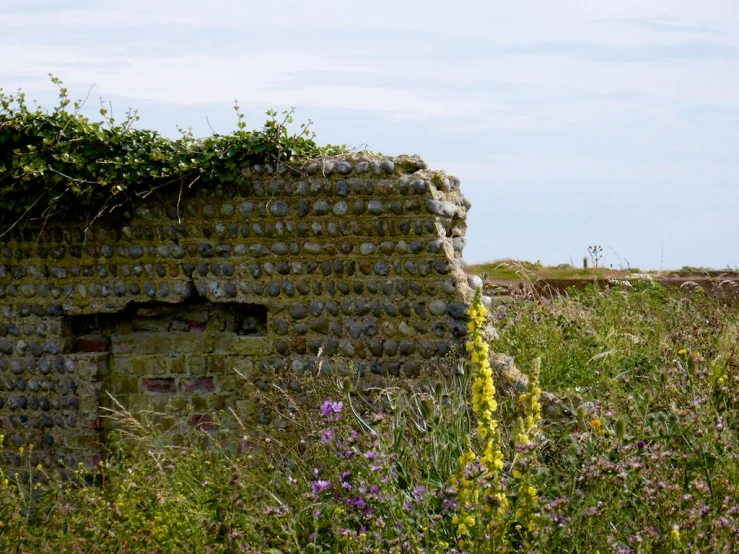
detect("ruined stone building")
[0,155,476,466]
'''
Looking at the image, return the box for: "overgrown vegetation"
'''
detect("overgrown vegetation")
[0,77,347,228]
[2,281,738,552]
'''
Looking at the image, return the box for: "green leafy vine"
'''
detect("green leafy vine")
[0,75,348,231]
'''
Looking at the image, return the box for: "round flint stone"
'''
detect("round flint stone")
[425,198,458,218]
[427,240,444,254]
[402,360,420,377]
[413,180,427,194]
[360,243,377,255]
[270,201,290,217]
[296,200,310,217]
[272,243,289,255]
[399,340,416,355]
[11,360,25,374]
[441,280,457,294]
[249,244,270,257]
[447,302,468,319]
[434,260,451,274]
[336,181,349,196]
[335,161,353,174]
[362,339,380,357]
[467,274,484,290]
[21,284,36,297]
[238,202,254,219]
[333,201,349,216]
[313,200,329,216]
[374,262,390,276]
[43,341,61,355]
[368,200,385,215]
[429,300,448,316]
[352,200,366,215]
[289,303,308,319]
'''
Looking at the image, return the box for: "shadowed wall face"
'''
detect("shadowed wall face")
[0,155,475,467]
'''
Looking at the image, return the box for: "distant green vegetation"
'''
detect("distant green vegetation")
[467,258,642,281]
[468,258,738,283]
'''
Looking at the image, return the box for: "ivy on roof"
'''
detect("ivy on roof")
[0,76,347,229]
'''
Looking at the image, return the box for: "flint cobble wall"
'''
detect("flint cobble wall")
[0,154,476,467]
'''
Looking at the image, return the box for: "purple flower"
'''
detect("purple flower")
[320,400,344,419]
[312,480,332,494]
[321,429,334,444]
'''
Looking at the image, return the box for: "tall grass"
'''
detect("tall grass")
[1,279,738,553]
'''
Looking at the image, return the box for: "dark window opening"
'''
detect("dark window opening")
[66,299,268,352]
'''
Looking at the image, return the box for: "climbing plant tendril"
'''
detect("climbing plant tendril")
[0,76,348,231]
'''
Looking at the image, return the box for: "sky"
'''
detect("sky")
[2,0,738,270]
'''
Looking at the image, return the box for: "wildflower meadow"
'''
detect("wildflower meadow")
[1,277,738,553]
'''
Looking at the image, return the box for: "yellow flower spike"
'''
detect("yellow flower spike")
[510,357,544,542]
[452,287,509,542]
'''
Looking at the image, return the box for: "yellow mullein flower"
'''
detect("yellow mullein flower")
[511,358,544,541]
[452,287,509,541]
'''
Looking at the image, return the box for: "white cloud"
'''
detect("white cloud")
[2,0,739,268]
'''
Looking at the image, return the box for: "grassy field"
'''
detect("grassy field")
[1,280,738,553]
[467,258,642,281]
[466,258,735,282]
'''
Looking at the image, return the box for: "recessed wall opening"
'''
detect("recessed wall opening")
[67,299,268,352]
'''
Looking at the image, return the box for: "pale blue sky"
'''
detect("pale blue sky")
[3,0,738,269]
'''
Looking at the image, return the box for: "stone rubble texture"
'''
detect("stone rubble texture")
[0,154,476,467]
